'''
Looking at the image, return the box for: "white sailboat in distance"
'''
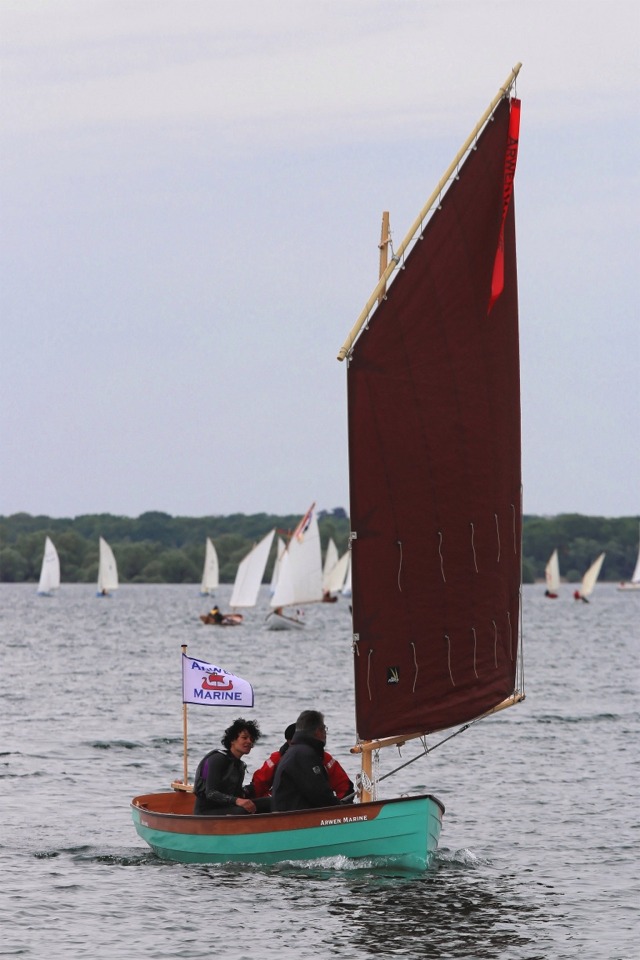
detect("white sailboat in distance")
[574,552,605,602]
[97,537,118,596]
[544,548,560,598]
[266,503,323,629]
[37,537,60,596]
[200,538,219,596]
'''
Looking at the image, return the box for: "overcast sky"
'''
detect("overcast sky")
[1,0,638,520]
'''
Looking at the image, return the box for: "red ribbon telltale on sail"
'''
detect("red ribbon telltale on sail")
[488,97,521,313]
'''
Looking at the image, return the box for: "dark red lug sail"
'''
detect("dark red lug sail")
[348,96,522,742]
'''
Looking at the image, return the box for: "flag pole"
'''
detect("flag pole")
[171,644,191,792]
[337,62,522,361]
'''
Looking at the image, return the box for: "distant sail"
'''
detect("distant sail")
[37,537,60,596]
[97,537,119,594]
[322,539,339,590]
[270,505,323,609]
[229,530,275,608]
[200,538,219,595]
[579,553,605,599]
[545,549,560,594]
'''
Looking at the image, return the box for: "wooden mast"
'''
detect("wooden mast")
[337,62,522,362]
[171,644,192,792]
[358,211,391,803]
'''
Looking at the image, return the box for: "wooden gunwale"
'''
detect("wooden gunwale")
[132,792,445,837]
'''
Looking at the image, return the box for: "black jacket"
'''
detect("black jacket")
[272,732,340,812]
[193,748,246,814]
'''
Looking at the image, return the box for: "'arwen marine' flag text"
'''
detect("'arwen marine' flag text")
[182,654,254,707]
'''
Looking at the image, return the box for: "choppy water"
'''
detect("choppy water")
[1,583,638,959]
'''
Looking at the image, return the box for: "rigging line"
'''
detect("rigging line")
[470,522,478,572]
[438,531,446,582]
[495,513,501,562]
[376,724,474,784]
[377,689,525,785]
[396,540,403,591]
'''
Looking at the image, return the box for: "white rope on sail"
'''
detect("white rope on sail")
[470,522,479,572]
[492,619,499,668]
[471,627,478,678]
[396,540,403,591]
[495,513,501,563]
[438,531,446,582]
[444,634,455,686]
[411,641,418,693]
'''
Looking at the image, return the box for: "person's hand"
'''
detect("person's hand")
[235,797,256,814]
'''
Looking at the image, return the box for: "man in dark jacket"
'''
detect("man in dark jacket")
[271,710,342,811]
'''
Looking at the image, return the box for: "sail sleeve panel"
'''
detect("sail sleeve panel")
[347,97,522,741]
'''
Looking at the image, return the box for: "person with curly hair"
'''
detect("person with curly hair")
[193,717,270,815]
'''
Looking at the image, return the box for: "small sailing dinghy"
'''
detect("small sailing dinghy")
[617,523,640,591]
[574,552,606,602]
[199,538,219,596]
[131,64,525,870]
[96,537,118,597]
[266,503,323,629]
[37,536,60,596]
[545,549,560,598]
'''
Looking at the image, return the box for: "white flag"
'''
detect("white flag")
[182,654,254,708]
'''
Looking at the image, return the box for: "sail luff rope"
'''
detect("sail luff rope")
[337,62,523,361]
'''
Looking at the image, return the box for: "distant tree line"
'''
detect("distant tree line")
[0,510,637,585]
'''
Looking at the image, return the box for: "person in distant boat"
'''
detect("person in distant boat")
[208,604,224,624]
[193,717,271,816]
[248,722,354,802]
[573,590,588,603]
[271,710,345,812]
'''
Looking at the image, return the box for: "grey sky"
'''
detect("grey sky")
[1,1,638,519]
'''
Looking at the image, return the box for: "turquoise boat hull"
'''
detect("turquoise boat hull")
[131,790,444,870]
